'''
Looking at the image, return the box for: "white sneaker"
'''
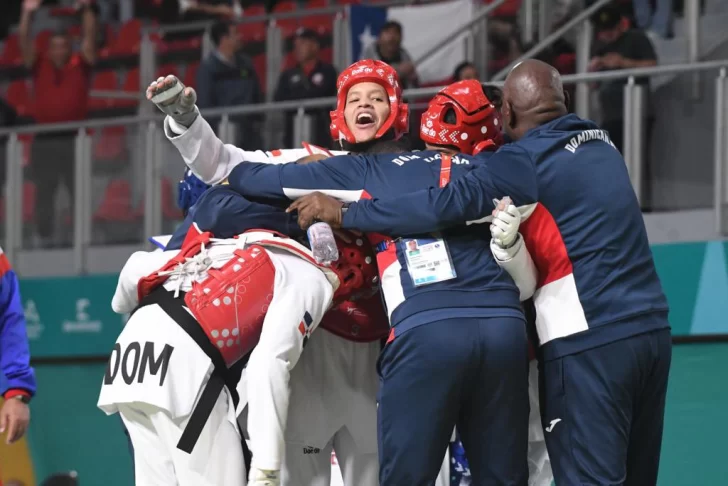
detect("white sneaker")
[248,467,280,486]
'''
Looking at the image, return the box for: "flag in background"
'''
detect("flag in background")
[349,0,475,84]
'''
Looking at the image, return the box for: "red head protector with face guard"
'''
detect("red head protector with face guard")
[419,79,504,155]
[238,230,380,305]
[328,237,380,304]
[329,60,410,144]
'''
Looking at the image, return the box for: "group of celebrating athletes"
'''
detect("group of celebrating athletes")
[97,56,672,486]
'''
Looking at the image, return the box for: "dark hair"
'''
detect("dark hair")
[295,27,320,45]
[380,21,402,36]
[591,4,622,31]
[482,84,503,110]
[452,61,476,81]
[210,21,233,47]
[443,107,457,125]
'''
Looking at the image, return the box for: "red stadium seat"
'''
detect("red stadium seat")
[272,1,300,38]
[156,64,179,79]
[240,4,268,43]
[98,24,117,59]
[133,178,183,220]
[118,67,140,108]
[108,19,142,56]
[301,13,334,36]
[253,54,267,93]
[243,4,267,17]
[93,126,127,162]
[89,71,119,111]
[183,62,200,87]
[0,33,22,66]
[164,35,202,53]
[305,0,328,7]
[273,1,298,13]
[553,53,576,75]
[94,179,137,222]
[301,0,334,35]
[7,81,33,118]
[22,181,36,223]
[484,0,522,18]
[162,178,182,220]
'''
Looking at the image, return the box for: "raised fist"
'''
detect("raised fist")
[147,75,199,128]
[23,0,42,13]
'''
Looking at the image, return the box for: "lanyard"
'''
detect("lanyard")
[439,153,452,188]
[377,153,452,254]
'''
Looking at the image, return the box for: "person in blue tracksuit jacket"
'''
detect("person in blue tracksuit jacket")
[222,89,538,485]
[294,60,672,486]
[0,247,35,445]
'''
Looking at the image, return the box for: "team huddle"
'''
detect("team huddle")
[97,58,672,486]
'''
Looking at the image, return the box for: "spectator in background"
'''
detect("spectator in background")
[548,0,582,55]
[452,61,478,81]
[360,21,423,148]
[275,28,337,148]
[590,3,657,209]
[632,0,673,39]
[18,0,97,248]
[487,0,524,73]
[0,247,35,445]
[360,21,418,90]
[196,21,263,150]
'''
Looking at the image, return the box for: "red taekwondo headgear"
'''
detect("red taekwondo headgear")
[330,59,409,144]
[420,79,504,155]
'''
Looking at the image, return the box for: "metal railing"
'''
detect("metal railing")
[84,0,707,115]
[3,61,728,270]
[411,0,507,80]
[491,0,613,81]
[83,0,513,105]
[496,0,705,114]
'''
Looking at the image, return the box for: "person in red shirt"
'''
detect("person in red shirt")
[18,0,97,247]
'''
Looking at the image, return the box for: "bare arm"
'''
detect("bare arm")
[18,0,40,69]
[78,1,98,65]
[181,0,234,17]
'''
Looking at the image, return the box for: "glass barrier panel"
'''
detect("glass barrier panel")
[586,71,717,212]
[89,122,145,245]
[20,130,78,249]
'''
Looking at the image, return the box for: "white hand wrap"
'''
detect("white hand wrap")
[490,203,521,249]
[149,75,199,128]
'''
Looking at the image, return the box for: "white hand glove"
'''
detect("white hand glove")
[146,75,199,128]
[490,198,521,249]
[248,467,280,486]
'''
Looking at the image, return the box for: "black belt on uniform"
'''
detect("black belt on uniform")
[133,286,252,469]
